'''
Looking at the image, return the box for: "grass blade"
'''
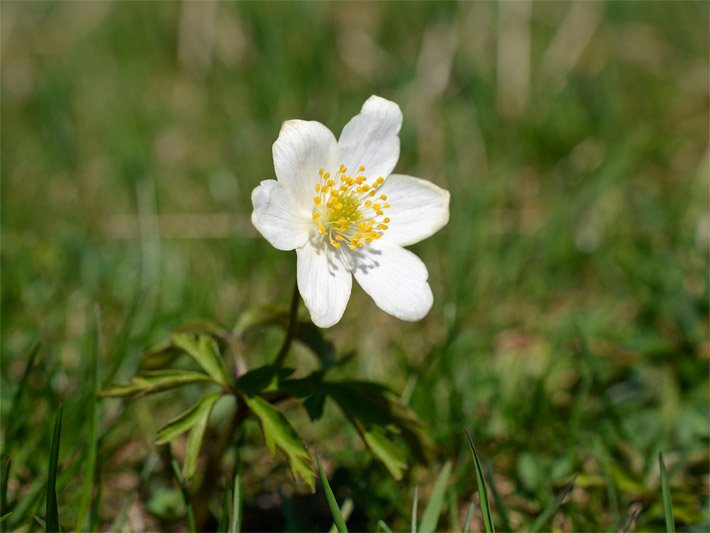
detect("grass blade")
[171,460,196,533]
[376,519,394,532]
[462,501,474,533]
[75,306,101,530]
[528,477,575,533]
[411,485,419,533]
[484,459,510,532]
[1,456,11,517]
[218,477,232,533]
[45,405,63,533]
[232,458,242,533]
[328,499,353,533]
[419,461,452,532]
[448,491,459,533]
[465,430,494,533]
[316,453,347,533]
[659,452,676,533]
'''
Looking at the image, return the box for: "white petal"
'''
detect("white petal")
[273,120,339,209]
[377,174,450,247]
[297,240,352,328]
[352,242,433,321]
[251,180,310,251]
[338,95,402,181]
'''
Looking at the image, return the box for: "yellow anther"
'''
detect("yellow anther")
[314,197,321,206]
[383,217,390,223]
[358,165,365,172]
[362,184,370,192]
[364,200,372,208]
[335,235,344,241]
[348,244,356,250]
[312,212,320,220]
[336,202,343,209]
[373,203,381,211]
[327,179,334,187]
[374,233,382,239]
[369,190,376,196]
[379,194,387,201]
[383,203,390,209]
[356,176,366,184]
[315,184,321,192]
[324,172,330,179]
[376,177,384,185]
[319,168,324,176]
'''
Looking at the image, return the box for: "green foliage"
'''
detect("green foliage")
[528,478,575,533]
[244,395,315,490]
[171,333,230,388]
[419,461,452,533]
[99,369,213,398]
[45,406,62,533]
[2,1,708,531]
[659,452,676,533]
[465,431,494,533]
[316,454,348,533]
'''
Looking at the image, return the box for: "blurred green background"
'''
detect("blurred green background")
[2,1,708,531]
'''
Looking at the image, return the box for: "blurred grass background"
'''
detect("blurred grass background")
[1,0,708,531]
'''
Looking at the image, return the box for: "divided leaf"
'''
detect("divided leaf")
[142,319,227,370]
[172,333,230,387]
[156,392,222,480]
[244,396,315,490]
[99,369,212,398]
[156,392,222,445]
[361,427,407,481]
[326,380,433,478]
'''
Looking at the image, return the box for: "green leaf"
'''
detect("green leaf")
[326,380,434,476]
[234,365,295,395]
[142,319,227,370]
[419,461,452,533]
[183,393,222,480]
[316,453,348,533]
[75,306,101,531]
[485,458,511,532]
[362,428,407,481]
[100,369,212,398]
[244,396,315,490]
[156,392,222,446]
[0,512,11,524]
[46,405,63,533]
[528,477,575,533]
[659,452,676,533]
[465,430,495,533]
[172,333,230,387]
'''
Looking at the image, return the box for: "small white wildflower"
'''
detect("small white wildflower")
[251,95,450,328]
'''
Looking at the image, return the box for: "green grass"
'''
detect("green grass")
[2,1,708,531]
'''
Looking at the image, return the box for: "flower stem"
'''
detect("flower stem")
[273,278,300,367]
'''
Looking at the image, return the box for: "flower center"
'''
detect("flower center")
[311,164,391,250]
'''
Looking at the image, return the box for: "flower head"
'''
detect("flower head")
[251,96,450,328]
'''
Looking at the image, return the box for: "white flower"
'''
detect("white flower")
[251,95,450,328]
